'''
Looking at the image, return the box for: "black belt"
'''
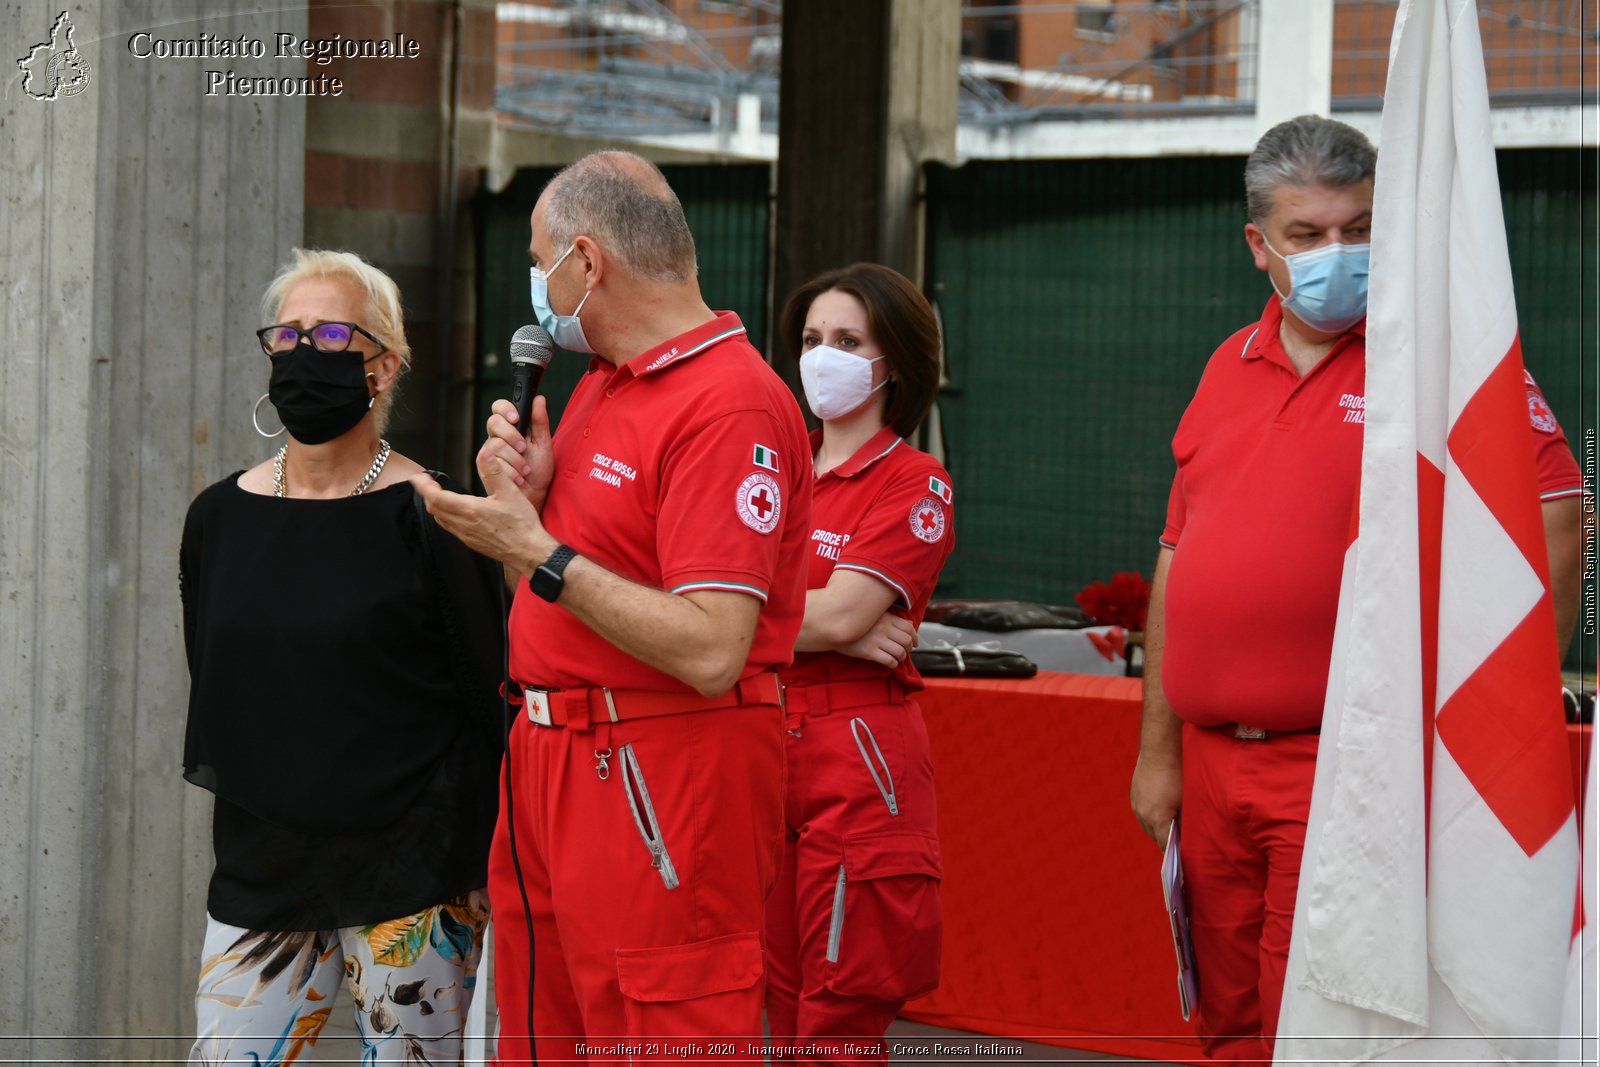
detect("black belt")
[1219,722,1321,741]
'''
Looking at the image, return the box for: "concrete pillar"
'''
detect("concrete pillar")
[1,1,303,1059]
[1255,0,1335,132]
[771,0,959,359]
[881,0,962,284]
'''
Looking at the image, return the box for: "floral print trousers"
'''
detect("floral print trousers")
[189,890,489,1066]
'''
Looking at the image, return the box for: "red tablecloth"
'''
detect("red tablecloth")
[903,672,1205,1062]
[904,672,1593,1063]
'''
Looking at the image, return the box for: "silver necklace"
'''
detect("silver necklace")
[274,439,392,498]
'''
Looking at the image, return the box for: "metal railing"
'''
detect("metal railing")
[496,0,779,137]
[1332,0,1596,110]
[492,0,1592,143]
[956,1,1259,123]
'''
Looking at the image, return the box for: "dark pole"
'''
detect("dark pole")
[770,0,958,402]
[771,0,893,395]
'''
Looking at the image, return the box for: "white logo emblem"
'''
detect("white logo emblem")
[17,12,91,101]
[909,497,946,544]
[736,472,782,534]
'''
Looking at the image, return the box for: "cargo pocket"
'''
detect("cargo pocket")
[616,931,764,1040]
[823,831,943,1001]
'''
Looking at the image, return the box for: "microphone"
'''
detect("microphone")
[509,324,555,436]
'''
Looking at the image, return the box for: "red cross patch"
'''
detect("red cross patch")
[736,472,782,534]
[1527,387,1557,434]
[909,496,946,544]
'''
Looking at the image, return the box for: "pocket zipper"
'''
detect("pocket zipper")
[849,717,899,816]
[619,743,680,891]
[825,863,846,963]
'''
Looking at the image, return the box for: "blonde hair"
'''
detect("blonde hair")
[261,248,412,432]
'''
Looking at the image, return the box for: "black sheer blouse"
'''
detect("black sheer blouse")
[179,473,505,930]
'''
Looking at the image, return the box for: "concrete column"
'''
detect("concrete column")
[882,0,961,283]
[1,1,303,1059]
[771,0,959,360]
[1255,0,1335,132]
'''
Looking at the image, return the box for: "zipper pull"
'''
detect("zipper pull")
[850,716,900,816]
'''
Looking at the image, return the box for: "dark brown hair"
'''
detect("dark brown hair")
[779,263,942,439]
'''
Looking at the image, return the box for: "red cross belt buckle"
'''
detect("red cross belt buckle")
[526,689,554,727]
[1233,724,1268,740]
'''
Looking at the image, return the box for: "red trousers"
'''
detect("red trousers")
[1180,722,1318,1064]
[488,704,784,1067]
[764,691,943,1066]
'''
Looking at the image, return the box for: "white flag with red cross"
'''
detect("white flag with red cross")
[1273,0,1582,1062]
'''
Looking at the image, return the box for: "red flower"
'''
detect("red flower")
[1074,571,1151,632]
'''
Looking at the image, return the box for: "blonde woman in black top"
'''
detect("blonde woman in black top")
[180,249,503,1065]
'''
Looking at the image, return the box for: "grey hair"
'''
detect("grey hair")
[261,248,411,433]
[542,152,697,282]
[1245,115,1377,225]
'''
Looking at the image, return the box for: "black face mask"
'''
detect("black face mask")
[268,342,375,444]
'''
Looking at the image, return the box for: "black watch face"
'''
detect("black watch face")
[532,566,561,601]
[531,546,572,601]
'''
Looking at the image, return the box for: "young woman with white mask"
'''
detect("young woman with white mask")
[767,263,955,1063]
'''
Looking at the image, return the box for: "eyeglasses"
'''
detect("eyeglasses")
[256,321,386,356]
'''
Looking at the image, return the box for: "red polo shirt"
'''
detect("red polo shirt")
[508,312,813,692]
[1161,297,1583,730]
[781,426,956,692]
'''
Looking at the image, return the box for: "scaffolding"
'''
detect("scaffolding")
[493,1,1594,144]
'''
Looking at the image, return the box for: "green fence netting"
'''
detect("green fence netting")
[926,154,1263,602]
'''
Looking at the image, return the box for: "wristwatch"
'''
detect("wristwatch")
[529,544,578,602]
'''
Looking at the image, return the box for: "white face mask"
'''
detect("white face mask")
[799,345,887,421]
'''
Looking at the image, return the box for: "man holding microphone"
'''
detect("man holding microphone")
[414,151,812,1064]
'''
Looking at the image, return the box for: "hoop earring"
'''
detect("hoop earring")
[252,393,286,438]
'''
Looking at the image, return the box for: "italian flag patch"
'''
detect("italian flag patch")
[929,475,952,504]
[753,444,779,473]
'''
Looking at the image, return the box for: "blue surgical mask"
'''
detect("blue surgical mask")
[1264,236,1370,334]
[529,243,595,354]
